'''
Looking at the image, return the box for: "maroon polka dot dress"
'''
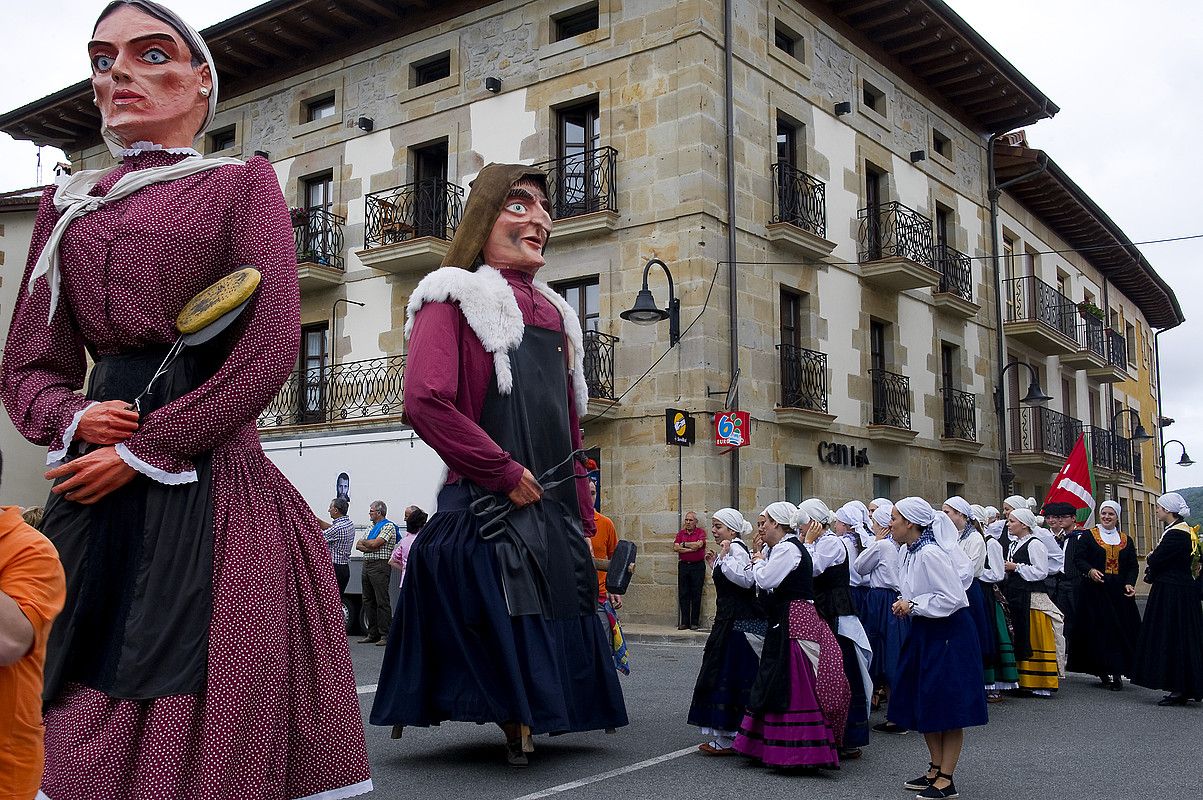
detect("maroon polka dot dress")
[1,151,371,799]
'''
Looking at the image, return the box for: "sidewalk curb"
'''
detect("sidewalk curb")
[623,625,710,646]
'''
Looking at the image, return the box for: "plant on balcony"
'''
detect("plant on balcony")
[1077,301,1105,321]
[289,206,309,228]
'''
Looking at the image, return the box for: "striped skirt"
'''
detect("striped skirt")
[1016,609,1059,691]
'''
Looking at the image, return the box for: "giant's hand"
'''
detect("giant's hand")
[46,446,137,504]
[506,467,543,508]
[77,400,140,445]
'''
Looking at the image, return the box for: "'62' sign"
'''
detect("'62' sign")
[714,410,750,448]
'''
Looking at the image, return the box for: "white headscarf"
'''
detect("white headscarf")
[835,502,868,533]
[894,496,933,527]
[871,503,893,531]
[1002,495,1028,513]
[933,510,975,588]
[970,504,988,524]
[869,497,891,511]
[762,502,799,528]
[1008,508,1037,532]
[1157,492,1190,518]
[799,498,834,526]
[943,496,975,523]
[712,508,753,536]
[983,506,1000,523]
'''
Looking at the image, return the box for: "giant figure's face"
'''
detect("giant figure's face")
[481,180,553,274]
[89,5,210,148]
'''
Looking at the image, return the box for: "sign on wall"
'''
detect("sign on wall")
[818,440,870,468]
[715,410,750,448]
[665,408,695,446]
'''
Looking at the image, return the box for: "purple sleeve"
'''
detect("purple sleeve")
[404,301,524,493]
[0,187,94,455]
[119,158,299,479]
[566,371,595,537]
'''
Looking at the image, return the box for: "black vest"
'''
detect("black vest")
[712,539,766,623]
[1003,537,1046,595]
[813,535,856,624]
[761,537,814,622]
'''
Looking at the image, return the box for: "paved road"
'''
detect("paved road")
[348,634,1198,800]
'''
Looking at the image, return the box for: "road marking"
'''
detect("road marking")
[510,745,698,800]
[357,683,377,695]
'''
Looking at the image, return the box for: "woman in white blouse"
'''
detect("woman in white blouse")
[977,509,1020,701]
[852,502,909,726]
[1002,508,1059,696]
[943,497,996,686]
[887,498,988,800]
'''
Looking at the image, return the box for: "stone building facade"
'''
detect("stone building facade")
[0,0,1182,623]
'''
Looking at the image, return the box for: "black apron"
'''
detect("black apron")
[41,347,218,704]
[748,537,813,713]
[695,540,765,692]
[1001,537,1043,662]
[471,325,597,620]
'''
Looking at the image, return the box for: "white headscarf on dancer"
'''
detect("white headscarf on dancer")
[762,501,800,529]
[29,0,237,323]
[896,497,974,588]
[1008,507,1038,531]
[1002,495,1028,513]
[835,502,870,535]
[799,498,834,527]
[1157,492,1190,518]
[983,505,1000,523]
[869,497,891,512]
[943,496,975,525]
[971,504,988,525]
[712,507,753,536]
[871,503,893,531]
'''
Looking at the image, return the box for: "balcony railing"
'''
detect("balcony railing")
[1113,432,1133,477]
[293,207,345,269]
[1077,315,1106,359]
[857,201,933,266]
[1132,447,1143,484]
[870,368,911,429]
[1003,275,1076,341]
[1106,328,1128,371]
[1089,425,1115,471]
[583,330,617,400]
[363,178,464,249]
[771,163,827,239]
[941,386,977,441]
[258,354,405,429]
[777,343,828,413]
[532,146,618,220]
[1009,405,1083,459]
[933,243,972,301]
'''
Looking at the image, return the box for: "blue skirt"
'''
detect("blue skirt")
[687,620,761,733]
[862,586,909,687]
[850,585,871,620]
[966,579,997,662]
[369,485,628,734]
[888,609,988,733]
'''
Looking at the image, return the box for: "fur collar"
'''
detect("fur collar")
[405,266,588,415]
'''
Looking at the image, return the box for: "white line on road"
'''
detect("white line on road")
[357,683,377,695]
[510,745,698,800]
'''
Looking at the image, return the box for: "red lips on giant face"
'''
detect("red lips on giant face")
[111,89,145,106]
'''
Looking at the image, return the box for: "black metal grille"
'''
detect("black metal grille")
[532,146,618,220]
[1089,426,1115,471]
[1107,328,1128,371]
[363,179,464,249]
[1078,315,1106,359]
[777,343,828,413]
[870,368,911,429]
[1112,432,1133,476]
[933,243,972,301]
[1002,275,1076,341]
[857,201,933,266]
[941,386,977,440]
[771,163,827,239]
[258,354,405,429]
[293,207,345,269]
[1132,447,1143,484]
[583,330,617,400]
[1009,405,1083,459]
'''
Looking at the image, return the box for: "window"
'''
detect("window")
[552,3,600,41]
[305,94,336,123]
[1125,322,1137,364]
[780,287,803,349]
[934,205,952,250]
[932,128,952,160]
[1056,272,1069,300]
[864,164,885,259]
[411,51,452,88]
[774,20,802,60]
[946,482,964,499]
[785,465,808,505]
[298,323,328,423]
[1088,388,1100,428]
[553,276,600,332]
[862,80,886,116]
[870,320,887,373]
[412,141,449,238]
[776,116,798,168]
[872,474,897,500]
[940,343,957,389]
[299,173,334,265]
[207,125,235,154]
[555,99,601,218]
[1061,376,1075,418]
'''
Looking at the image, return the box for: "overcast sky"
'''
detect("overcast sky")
[1,0,1199,492]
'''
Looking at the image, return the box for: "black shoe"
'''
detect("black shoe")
[1109,676,1123,692]
[917,772,958,799]
[1094,675,1113,688]
[358,636,380,644]
[505,740,528,766]
[1158,693,1188,707]
[904,763,939,791]
[872,721,909,735]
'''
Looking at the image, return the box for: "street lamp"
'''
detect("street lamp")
[620,257,680,345]
[1112,408,1153,444]
[1162,438,1195,468]
[994,361,1053,493]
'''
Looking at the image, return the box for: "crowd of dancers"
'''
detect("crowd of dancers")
[686,492,1203,799]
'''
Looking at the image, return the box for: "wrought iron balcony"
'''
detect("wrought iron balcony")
[583,330,617,400]
[1002,275,1077,343]
[933,244,972,302]
[1106,328,1128,371]
[771,163,826,240]
[1079,316,1107,359]
[857,201,933,266]
[363,178,464,249]
[258,354,405,429]
[777,343,828,413]
[532,146,618,220]
[1132,447,1143,484]
[1009,405,1083,460]
[870,368,911,429]
[1089,425,1115,472]
[1112,432,1133,477]
[293,207,345,269]
[941,386,977,441]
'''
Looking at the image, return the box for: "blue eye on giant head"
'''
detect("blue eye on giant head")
[143,48,170,64]
[93,55,114,72]
[505,202,528,214]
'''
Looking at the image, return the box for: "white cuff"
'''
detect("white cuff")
[114,442,198,485]
[46,402,97,466]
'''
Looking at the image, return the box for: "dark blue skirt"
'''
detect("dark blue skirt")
[687,621,761,733]
[888,609,988,733]
[862,586,909,687]
[369,485,628,735]
[850,585,871,620]
[966,579,997,662]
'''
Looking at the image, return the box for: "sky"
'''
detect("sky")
[1,0,1200,491]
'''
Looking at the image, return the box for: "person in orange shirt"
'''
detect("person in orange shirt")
[1,452,67,800]
[588,480,620,607]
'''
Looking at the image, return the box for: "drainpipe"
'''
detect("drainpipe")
[1102,278,1115,501]
[988,134,1048,496]
[1154,327,1166,492]
[723,0,740,507]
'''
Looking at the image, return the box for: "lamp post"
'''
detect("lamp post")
[1161,438,1194,471]
[620,258,680,346]
[330,297,366,367]
[1111,408,1153,485]
[993,361,1053,494]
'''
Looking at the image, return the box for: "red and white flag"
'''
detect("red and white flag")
[1043,432,1097,526]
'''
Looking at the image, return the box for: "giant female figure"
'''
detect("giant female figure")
[0,3,371,797]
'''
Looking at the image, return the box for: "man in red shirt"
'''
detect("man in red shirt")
[1,452,67,800]
[674,511,706,630]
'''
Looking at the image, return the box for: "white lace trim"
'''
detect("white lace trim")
[114,442,198,485]
[119,141,202,157]
[46,402,97,466]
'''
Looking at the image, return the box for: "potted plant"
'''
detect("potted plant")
[1077,300,1105,321]
[289,206,309,228]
